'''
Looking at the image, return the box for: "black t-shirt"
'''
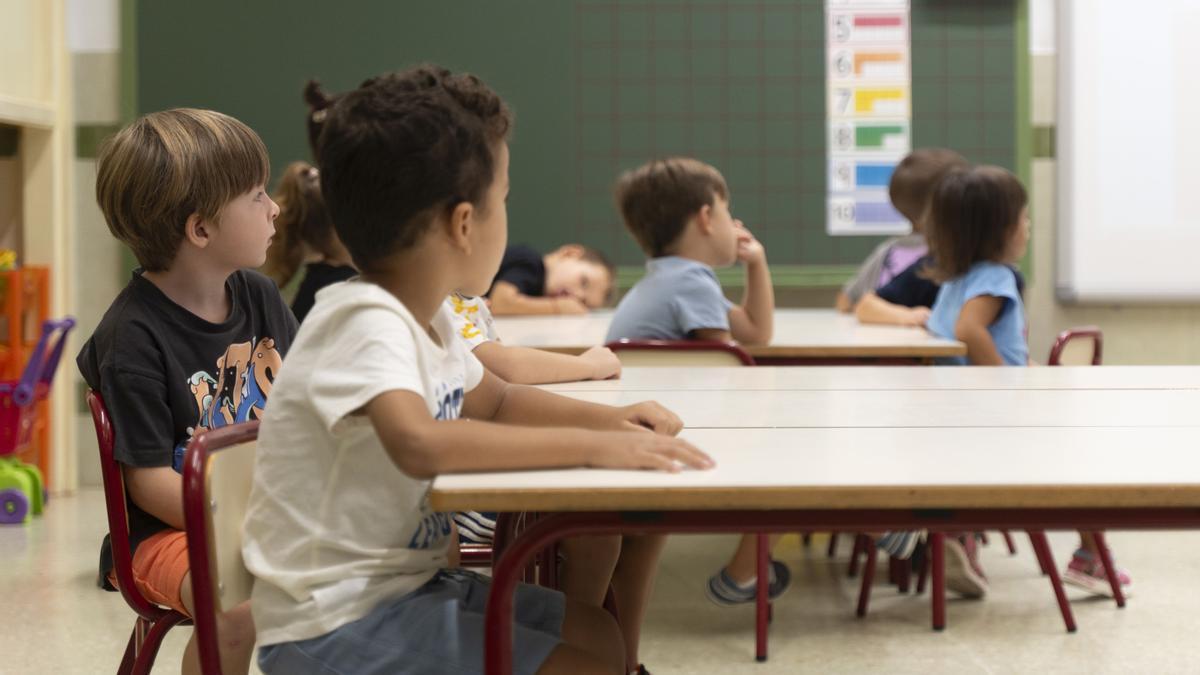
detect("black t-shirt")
[78,269,297,583]
[877,256,1027,308]
[488,244,545,297]
[291,262,357,323]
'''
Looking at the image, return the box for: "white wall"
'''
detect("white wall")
[1024,0,1200,364]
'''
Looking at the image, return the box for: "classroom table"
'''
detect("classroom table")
[543,387,1200,429]
[492,308,966,363]
[540,365,1200,393]
[430,369,1200,674]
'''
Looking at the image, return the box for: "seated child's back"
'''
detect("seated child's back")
[923,165,1031,366]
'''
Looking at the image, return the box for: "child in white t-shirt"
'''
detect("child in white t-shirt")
[243,66,712,675]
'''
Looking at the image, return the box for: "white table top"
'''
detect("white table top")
[541,365,1200,393]
[431,426,1200,511]
[549,387,1200,429]
[492,309,965,359]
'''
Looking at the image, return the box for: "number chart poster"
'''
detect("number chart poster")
[826,0,912,236]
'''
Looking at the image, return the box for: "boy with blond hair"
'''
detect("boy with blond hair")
[78,108,297,675]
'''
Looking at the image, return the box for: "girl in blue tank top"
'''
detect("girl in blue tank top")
[925,165,1131,600]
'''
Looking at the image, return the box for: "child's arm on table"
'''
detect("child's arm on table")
[366,370,712,479]
[855,292,931,327]
[954,296,1005,366]
[489,281,587,315]
[473,342,620,384]
[726,222,773,345]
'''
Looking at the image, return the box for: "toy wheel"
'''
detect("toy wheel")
[0,488,29,524]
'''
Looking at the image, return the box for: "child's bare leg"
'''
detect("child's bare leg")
[538,598,625,675]
[1078,531,1098,554]
[559,536,621,605]
[725,533,783,584]
[180,571,255,675]
[610,534,666,672]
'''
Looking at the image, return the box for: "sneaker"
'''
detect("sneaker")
[876,530,926,560]
[1063,548,1133,598]
[943,535,988,598]
[705,560,792,606]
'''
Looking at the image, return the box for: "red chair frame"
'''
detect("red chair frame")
[605,338,755,366]
[182,421,261,675]
[1047,327,1124,607]
[852,326,1124,631]
[607,338,771,660]
[87,391,192,675]
[1048,326,1103,366]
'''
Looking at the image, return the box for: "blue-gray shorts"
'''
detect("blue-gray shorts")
[258,568,565,675]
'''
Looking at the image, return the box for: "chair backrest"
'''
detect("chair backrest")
[1047,326,1103,366]
[86,390,174,622]
[605,339,755,367]
[182,421,259,675]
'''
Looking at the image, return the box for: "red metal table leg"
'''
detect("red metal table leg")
[1002,530,1018,555]
[856,543,879,617]
[756,533,770,662]
[931,532,946,631]
[1091,532,1126,608]
[1029,531,1077,632]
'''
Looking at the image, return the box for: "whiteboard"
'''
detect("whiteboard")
[1057,0,1200,302]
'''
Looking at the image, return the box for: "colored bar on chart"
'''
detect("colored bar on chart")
[854,51,904,78]
[855,163,895,188]
[855,15,903,27]
[855,124,906,149]
[855,201,906,225]
[851,14,906,41]
[855,88,906,115]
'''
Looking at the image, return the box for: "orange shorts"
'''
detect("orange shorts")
[107,529,191,616]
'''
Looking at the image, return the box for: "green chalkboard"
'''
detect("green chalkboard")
[135,0,1021,281]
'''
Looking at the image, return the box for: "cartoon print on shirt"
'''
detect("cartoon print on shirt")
[173,336,283,471]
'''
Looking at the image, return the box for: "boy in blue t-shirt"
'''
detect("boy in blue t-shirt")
[606,157,786,606]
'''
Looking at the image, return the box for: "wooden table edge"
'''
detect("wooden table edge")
[532,344,967,358]
[431,484,1200,512]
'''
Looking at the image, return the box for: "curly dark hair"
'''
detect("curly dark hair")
[316,65,513,272]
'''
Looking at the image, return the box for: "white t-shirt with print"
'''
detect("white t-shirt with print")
[445,293,500,349]
[243,280,484,646]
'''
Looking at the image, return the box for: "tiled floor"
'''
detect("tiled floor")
[4,489,1198,674]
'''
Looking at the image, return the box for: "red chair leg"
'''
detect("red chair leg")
[131,613,189,675]
[1029,531,1077,632]
[848,534,866,577]
[916,543,930,594]
[897,557,911,594]
[1002,530,1018,555]
[827,532,839,558]
[980,532,990,546]
[1029,531,1051,576]
[117,621,140,675]
[1091,532,1127,608]
[931,532,946,631]
[801,532,812,547]
[541,542,559,589]
[755,534,770,662]
[855,543,879,617]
